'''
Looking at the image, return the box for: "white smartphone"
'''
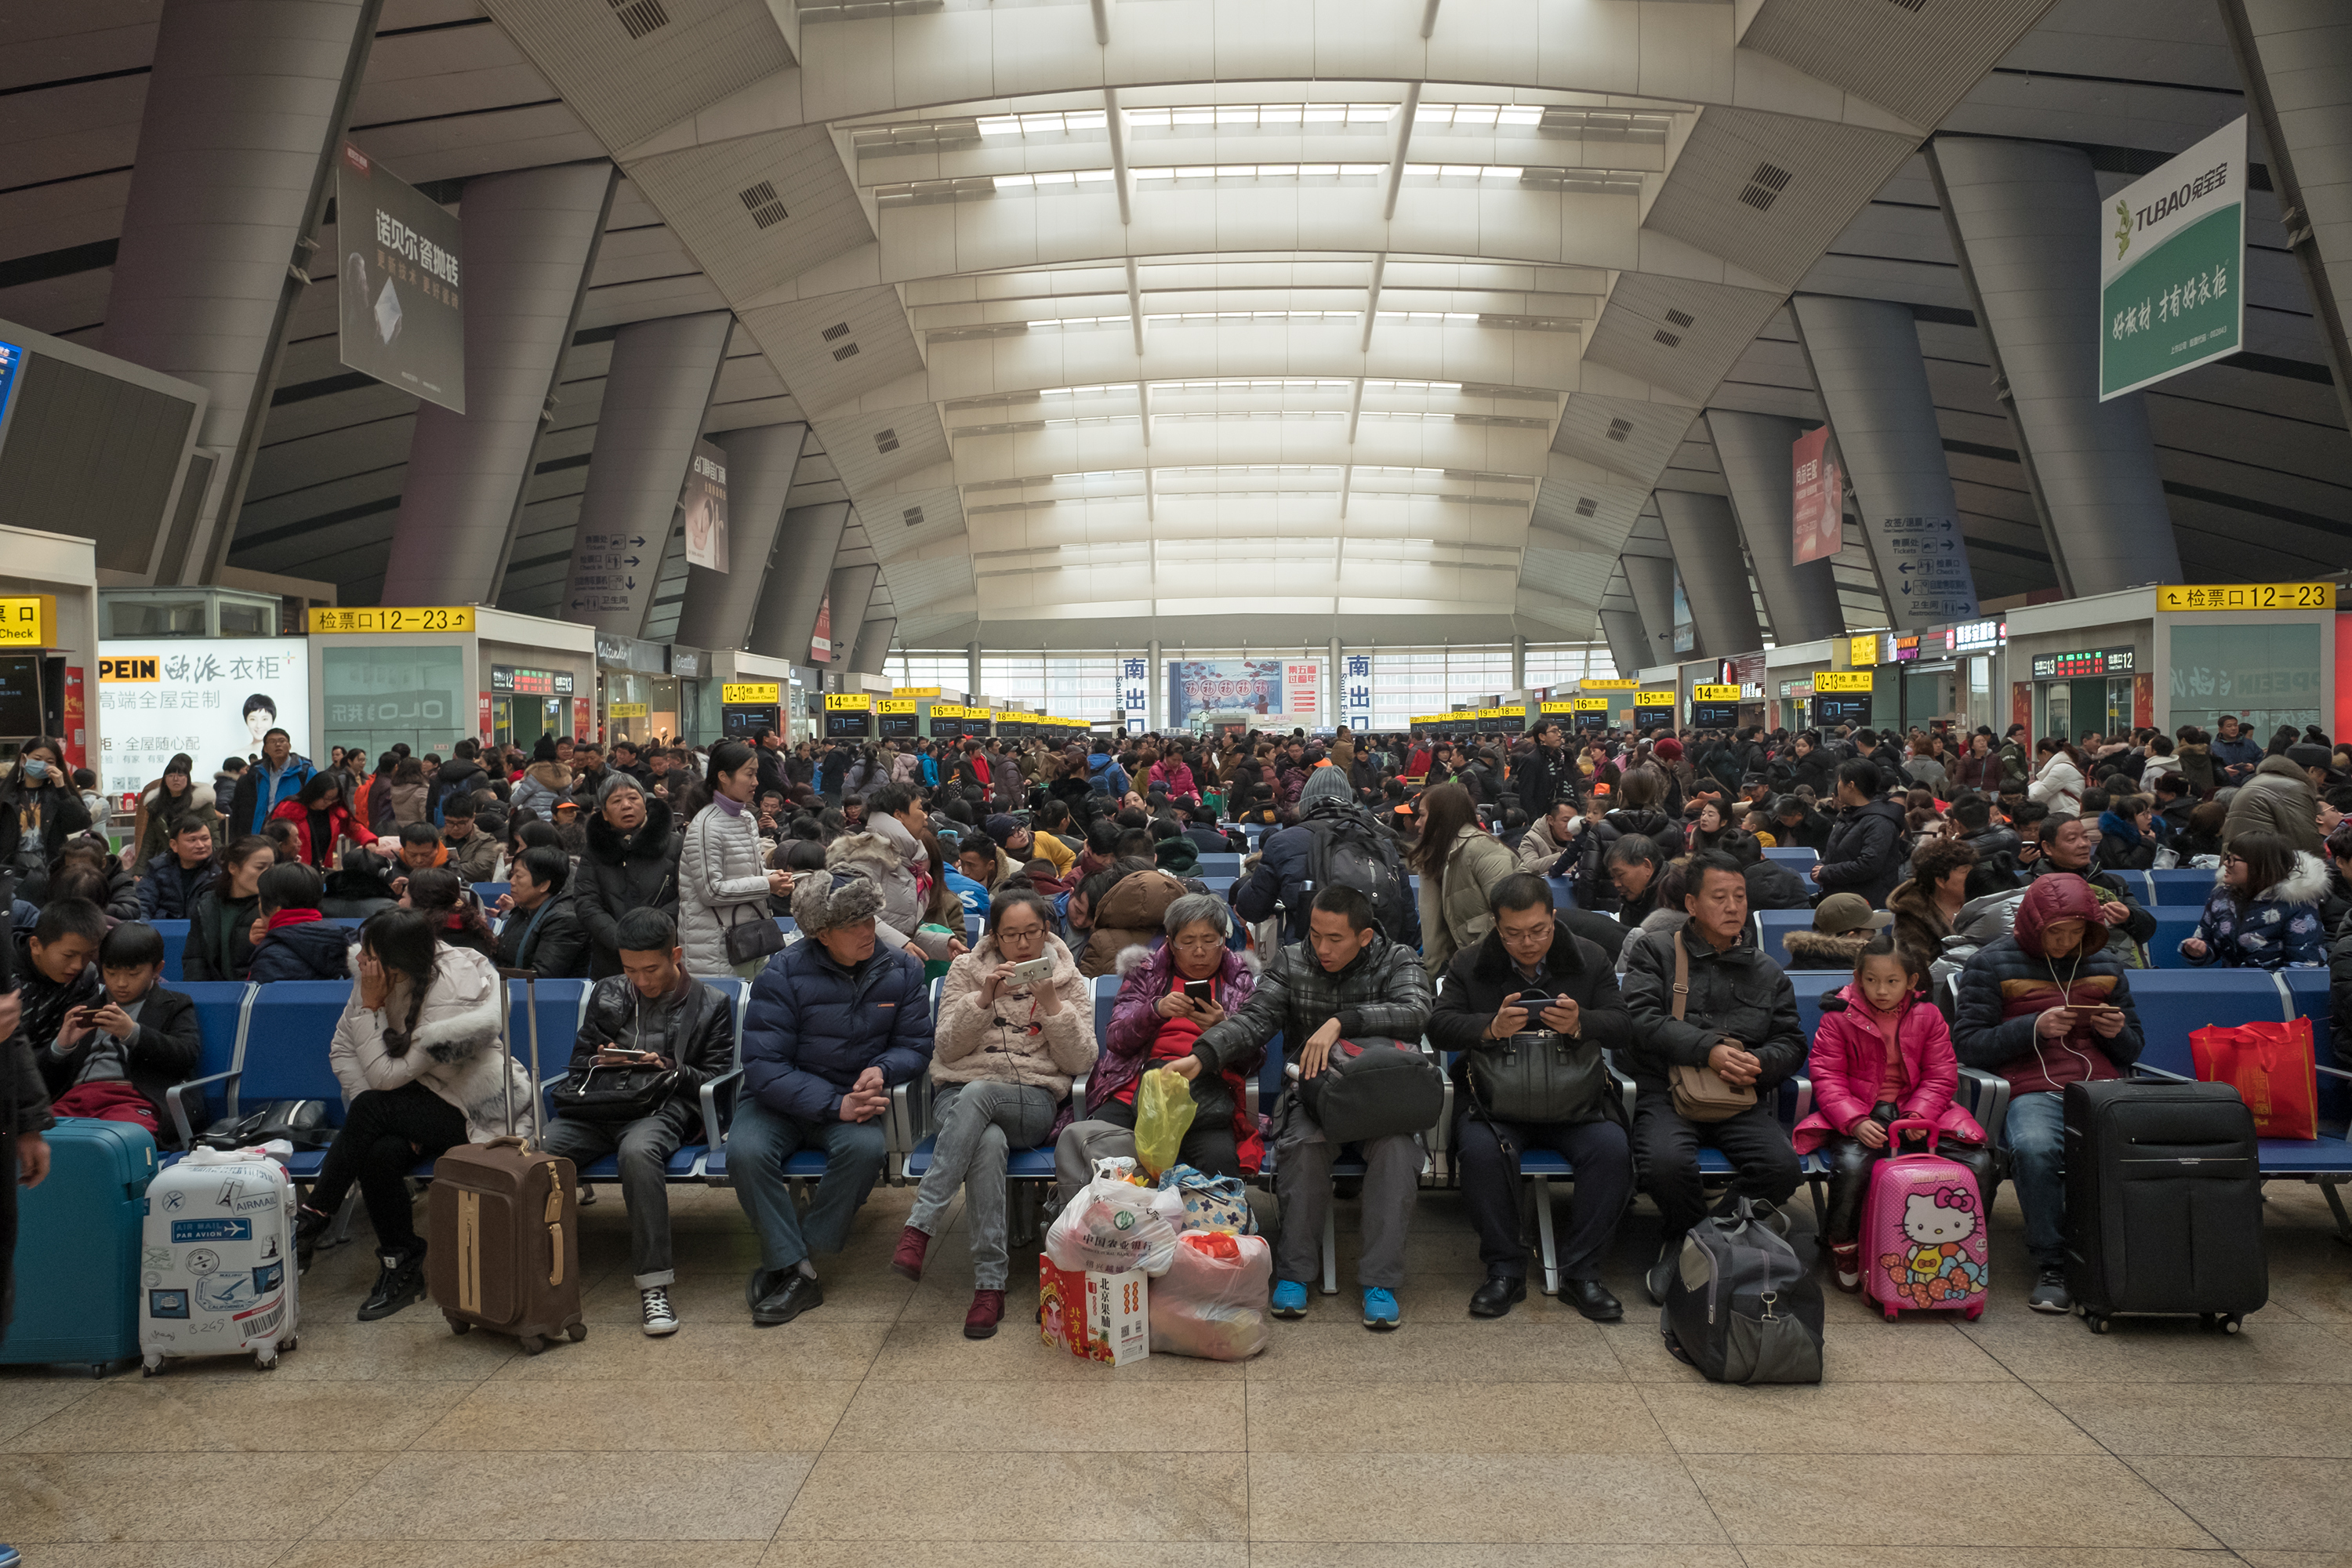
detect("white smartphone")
[1007,956,1055,983]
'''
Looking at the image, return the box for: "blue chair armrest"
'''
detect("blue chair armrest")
[699,1066,744,1153]
[2318,1065,2352,1083]
[166,1068,240,1148]
[1955,1067,2011,1149]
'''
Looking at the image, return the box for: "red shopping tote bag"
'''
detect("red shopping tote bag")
[2190,1018,2318,1140]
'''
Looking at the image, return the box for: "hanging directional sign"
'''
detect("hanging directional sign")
[2100,117,2246,400]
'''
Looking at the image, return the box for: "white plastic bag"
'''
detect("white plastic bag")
[1045,1166,1185,1276]
[1148,1230,1271,1360]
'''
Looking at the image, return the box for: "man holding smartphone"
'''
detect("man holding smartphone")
[540,909,736,1337]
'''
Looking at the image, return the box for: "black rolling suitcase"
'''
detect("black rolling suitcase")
[2063,1079,2266,1334]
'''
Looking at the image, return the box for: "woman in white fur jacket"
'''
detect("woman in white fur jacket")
[296,908,524,1322]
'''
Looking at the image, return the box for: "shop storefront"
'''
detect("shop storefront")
[99,584,296,801]
[5,528,103,782]
[307,606,593,764]
[697,650,797,742]
[1764,639,1835,732]
[595,633,674,746]
[1573,678,1636,730]
[2001,583,2335,744]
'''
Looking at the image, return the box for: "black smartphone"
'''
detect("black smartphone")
[1182,978,1214,1001]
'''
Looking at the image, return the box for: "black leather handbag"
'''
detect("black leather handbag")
[1466,1030,1605,1123]
[724,901,786,967]
[549,1060,678,1123]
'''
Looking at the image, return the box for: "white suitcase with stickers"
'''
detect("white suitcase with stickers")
[139,1143,300,1373]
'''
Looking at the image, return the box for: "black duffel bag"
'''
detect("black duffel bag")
[548,1060,680,1123]
[1292,1037,1445,1143]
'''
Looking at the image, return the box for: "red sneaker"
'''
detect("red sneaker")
[964,1288,1005,1340]
[891,1225,929,1283]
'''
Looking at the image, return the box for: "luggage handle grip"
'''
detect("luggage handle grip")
[497,966,542,1151]
[1884,1116,1940,1152]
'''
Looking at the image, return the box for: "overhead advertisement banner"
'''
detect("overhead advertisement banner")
[1167,659,1285,728]
[1791,424,1842,564]
[1671,568,1694,654]
[2100,116,2245,400]
[680,441,728,572]
[335,143,464,414]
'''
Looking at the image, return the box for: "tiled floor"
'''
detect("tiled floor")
[6,1173,2352,1566]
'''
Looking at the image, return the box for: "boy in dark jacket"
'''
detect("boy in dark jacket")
[730,873,934,1327]
[1952,873,2143,1315]
[11,902,104,1126]
[1619,853,1805,1305]
[246,862,355,982]
[1428,873,1632,1323]
[1810,760,1907,909]
[135,816,216,921]
[542,909,737,1338]
[37,920,201,1144]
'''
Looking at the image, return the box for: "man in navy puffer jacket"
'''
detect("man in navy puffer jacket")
[730,871,933,1327]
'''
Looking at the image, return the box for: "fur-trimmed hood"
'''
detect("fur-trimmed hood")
[140,779,217,815]
[1785,927,1872,968]
[825,829,904,883]
[584,793,673,864]
[328,945,528,1141]
[524,760,572,792]
[1112,939,1261,978]
[2217,848,2330,906]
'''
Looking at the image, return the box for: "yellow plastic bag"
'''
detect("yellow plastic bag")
[1133,1065,1199,1178]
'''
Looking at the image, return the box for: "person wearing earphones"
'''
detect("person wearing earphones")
[1951,873,2145,1315]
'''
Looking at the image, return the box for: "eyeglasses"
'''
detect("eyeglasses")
[2223,854,2246,866]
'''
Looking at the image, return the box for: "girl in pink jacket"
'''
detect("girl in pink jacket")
[1795,931,1995,1291]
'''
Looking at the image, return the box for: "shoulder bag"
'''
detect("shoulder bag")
[550,1059,679,1123]
[1665,930,1757,1123]
[1467,1025,1603,1124]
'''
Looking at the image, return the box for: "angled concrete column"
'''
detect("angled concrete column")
[747,501,849,662]
[561,312,735,634]
[105,0,378,583]
[379,162,618,604]
[1706,409,1847,644]
[823,564,879,669]
[1655,492,1764,659]
[1787,295,1984,628]
[677,422,806,651]
[1599,609,1649,681]
[2223,0,2352,432]
[1929,138,2183,596]
[967,641,982,700]
[850,616,896,673]
[1621,554,1680,667]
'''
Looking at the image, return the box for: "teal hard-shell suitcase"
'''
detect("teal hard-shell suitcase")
[3,1118,156,1373]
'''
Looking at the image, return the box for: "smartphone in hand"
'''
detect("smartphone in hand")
[1182,978,1214,1002]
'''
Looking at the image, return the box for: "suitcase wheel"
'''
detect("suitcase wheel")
[2086,1313,2111,1335]
[140,1356,163,1377]
[445,1314,470,1335]
[2208,1312,2245,1334]
[565,1323,588,1343]
[1965,1300,1985,1321]
[281,1335,297,1354]
[1883,1305,1900,1323]
[518,1335,546,1356]
[252,1348,278,1370]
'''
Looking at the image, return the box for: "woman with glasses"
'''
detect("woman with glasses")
[2180,830,2328,970]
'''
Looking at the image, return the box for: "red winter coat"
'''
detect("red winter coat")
[268,797,372,869]
[1793,982,1984,1155]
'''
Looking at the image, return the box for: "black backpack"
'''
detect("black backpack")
[1299,808,1416,946]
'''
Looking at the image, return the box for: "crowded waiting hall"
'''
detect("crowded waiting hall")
[4,0,2351,1560]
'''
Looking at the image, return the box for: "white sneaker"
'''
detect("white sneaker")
[641,1285,680,1336]
[577,1184,598,1207]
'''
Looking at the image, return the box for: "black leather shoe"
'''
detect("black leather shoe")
[752,1271,824,1327]
[358,1243,427,1321]
[1562,1278,1624,1323]
[1646,1242,1679,1306]
[745,1265,786,1311]
[293,1204,333,1276]
[1468,1274,1526,1319]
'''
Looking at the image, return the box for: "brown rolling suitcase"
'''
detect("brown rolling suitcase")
[426,967,585,1353]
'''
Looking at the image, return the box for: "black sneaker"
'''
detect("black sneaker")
[1646,1241,1679,1307]
[2028,1265,2071,1314]
[358,1243,428,1321]
[292,1204,334,1276]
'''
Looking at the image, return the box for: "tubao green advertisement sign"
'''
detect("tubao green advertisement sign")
[2100,117,2245,401]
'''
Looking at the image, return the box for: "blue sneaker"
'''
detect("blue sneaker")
[1,1544,20,1567]
[1269,1279,1309,1319]
[1361,1287,1401,1331]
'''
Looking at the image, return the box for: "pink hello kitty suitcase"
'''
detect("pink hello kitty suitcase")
[1861,1120,1988,1322]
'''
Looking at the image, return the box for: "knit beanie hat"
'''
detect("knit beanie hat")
[1299,768,1353,811]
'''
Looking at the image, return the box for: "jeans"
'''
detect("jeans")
[1453,1115,1633,1282]
[1818,1132,1999,1247]
[1054,1098,1243,1195]
[310,1081,466,1252]
[2002,1090,2067,1267]
[728,1096,889,1272]
[1272,1107,1419,1292]
[543,1100,699,1287]
[1631,1093,1801,1243]
[907,1080,1058,1290]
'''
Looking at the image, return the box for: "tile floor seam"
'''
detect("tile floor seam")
[2106,1450,2250,1555]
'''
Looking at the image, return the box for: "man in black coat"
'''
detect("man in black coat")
[136,817,216,921]
[1809,760,1908,909]
[573,775,684,980]
[495,846,590,979]
[1619,852,1805,1304]
[1428,873,1632,1323]
[1769,792,1833,854]
[1512,719,1575,820]
[1719,827,1811,910]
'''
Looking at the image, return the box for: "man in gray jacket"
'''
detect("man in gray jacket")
[1194,884,1433,1330]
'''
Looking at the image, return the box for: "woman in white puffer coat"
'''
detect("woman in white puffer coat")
[680,739,793,978]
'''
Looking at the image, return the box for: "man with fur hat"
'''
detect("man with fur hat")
[728,869,935,1326]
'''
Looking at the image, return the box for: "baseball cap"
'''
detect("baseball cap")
[1813,892,1893,935]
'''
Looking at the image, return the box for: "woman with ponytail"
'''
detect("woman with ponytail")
[298,908,517,1321]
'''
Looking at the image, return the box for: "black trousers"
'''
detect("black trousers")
[1632,1092,1802,1241]
[1453,1115,1633,1282]
[309,1082,467,1252]
[1818,1133,1999,1247]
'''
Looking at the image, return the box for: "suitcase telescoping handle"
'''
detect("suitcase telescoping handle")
[498,966,543,1152]
[1884,1116,1940,1154]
